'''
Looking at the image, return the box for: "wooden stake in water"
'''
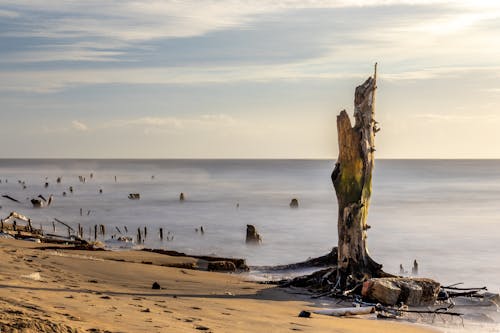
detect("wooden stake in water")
[159,228,163,241]
[94,225,97,240]
[144,226,147,239]
[137,227,142,244]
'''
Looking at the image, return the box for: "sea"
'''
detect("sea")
[0,159,499,332]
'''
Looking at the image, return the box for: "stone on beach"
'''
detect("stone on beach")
[362,277,440,306]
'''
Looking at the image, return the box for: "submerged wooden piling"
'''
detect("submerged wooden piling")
[159,228,163,241]
[137,227,142,244]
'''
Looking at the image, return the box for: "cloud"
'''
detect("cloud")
[3,1,499,42]
[111,117,184,129]
[0,9,19,18]
[107,114,237,132]
[381,66,500,81]
[0,63,365,93]
[413,113,500,122]
[71,120,89,131]
[1,0,499,95]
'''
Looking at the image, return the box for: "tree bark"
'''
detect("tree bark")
[331,64,384,287]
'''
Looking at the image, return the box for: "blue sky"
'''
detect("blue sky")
[1,0,499,158]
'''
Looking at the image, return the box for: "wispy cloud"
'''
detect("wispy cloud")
[71,120,89,131]
[0,9,19,18]
[107,114,237,131]
[414,113,500,122]
[0,63,366,93]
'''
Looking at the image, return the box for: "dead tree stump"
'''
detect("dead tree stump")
[331,64,388,288]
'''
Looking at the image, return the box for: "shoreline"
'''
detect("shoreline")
[0,238,438,333]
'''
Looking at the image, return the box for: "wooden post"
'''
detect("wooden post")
[159,228,163,241]
[331,64,385,287]
[137,227,142,244]
[94,225,97,240]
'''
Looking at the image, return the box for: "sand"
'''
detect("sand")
[0,238,438,333]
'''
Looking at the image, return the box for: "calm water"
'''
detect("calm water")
[0,159,499,289]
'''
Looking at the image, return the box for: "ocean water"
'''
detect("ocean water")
[0,159,499,331]
[0,159,498,286]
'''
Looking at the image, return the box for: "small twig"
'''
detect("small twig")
[447,290,480,297]
[442,286,487,291]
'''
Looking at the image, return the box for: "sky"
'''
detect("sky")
[0,0,499,159]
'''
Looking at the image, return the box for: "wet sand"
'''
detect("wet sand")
[0,238,437,333]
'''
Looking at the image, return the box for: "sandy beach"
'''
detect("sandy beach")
[0,238,437,333]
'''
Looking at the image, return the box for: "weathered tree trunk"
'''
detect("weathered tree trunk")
[331,64,385,287]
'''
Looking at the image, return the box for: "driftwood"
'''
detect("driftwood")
[252,247,337,271]
[31,195,53,208]
[54,218,75,232]
[142,248,249,271]
[2,211,31,223]
[2,195,20,203]
[314,306,375,317]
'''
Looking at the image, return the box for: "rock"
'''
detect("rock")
[152,282,161,289]
[362,277,440,306]
[245,224,262,244]
[128,193,140,200]
[207,261,236,272]
[298,310,311,318]
[289,198,299,208]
